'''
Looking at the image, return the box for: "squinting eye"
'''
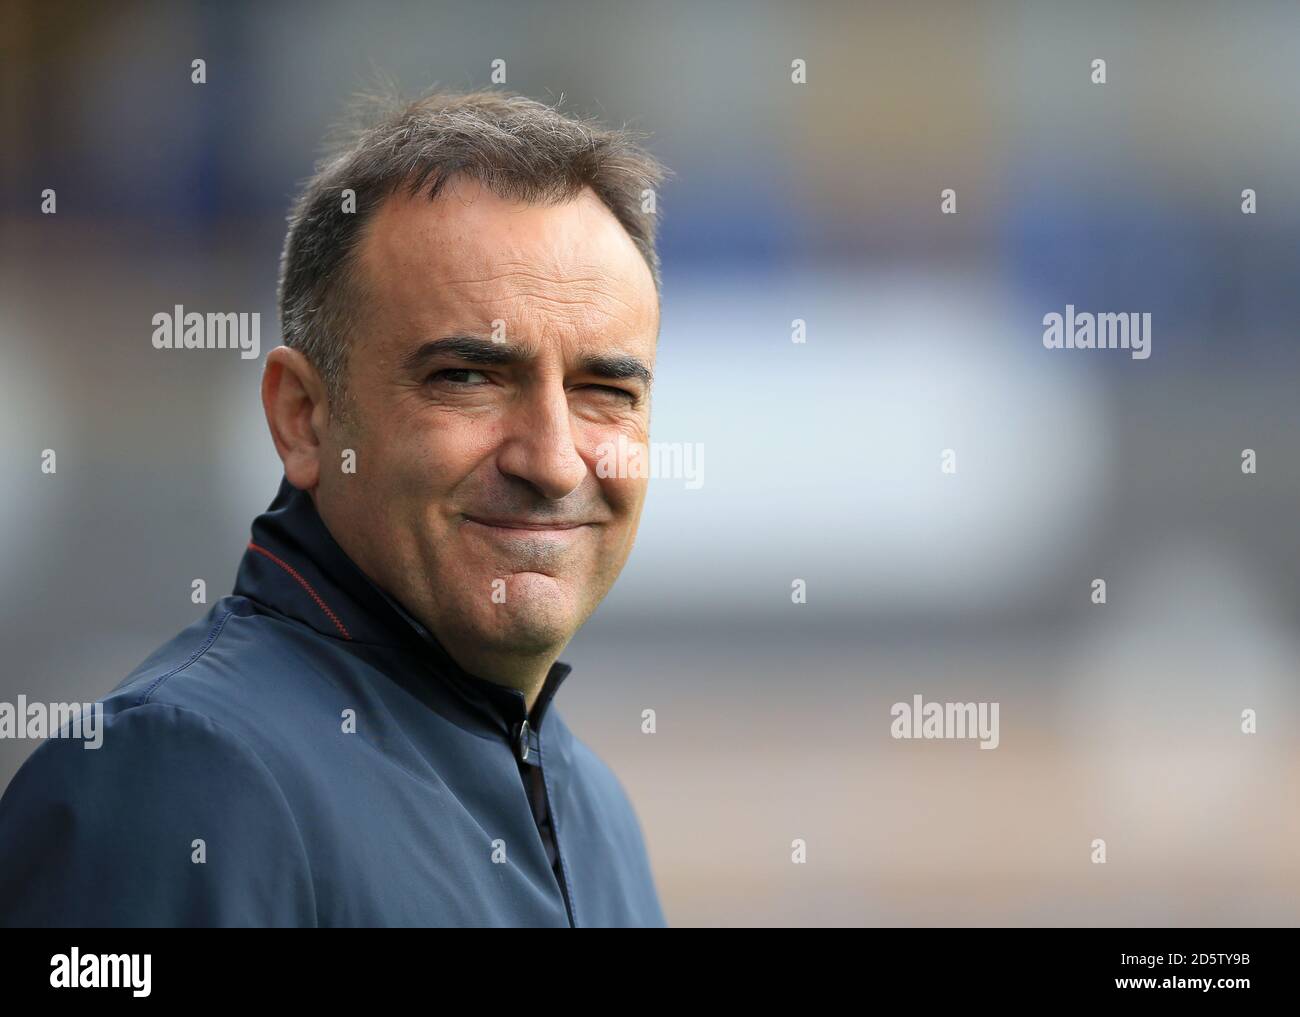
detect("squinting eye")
[586,385,637,402]
[430,368,489,385]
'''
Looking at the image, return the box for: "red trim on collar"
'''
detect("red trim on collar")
[247,541,352,641]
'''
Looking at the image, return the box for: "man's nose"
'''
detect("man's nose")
[495,384,588,501]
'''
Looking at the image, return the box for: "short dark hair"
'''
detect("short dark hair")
[276,88,669,412]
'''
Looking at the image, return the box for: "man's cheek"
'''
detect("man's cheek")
[416,430,485,485]
[606,474,647,517]
[605,478,647,559]
[389,440,456,496]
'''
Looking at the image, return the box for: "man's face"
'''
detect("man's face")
[313,177,659,672]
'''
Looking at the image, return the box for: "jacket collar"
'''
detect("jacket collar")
[232,476,571,737]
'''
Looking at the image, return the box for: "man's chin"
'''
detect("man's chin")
[477,595,577,655]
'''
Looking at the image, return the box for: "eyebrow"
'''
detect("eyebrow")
[399,334,654,387]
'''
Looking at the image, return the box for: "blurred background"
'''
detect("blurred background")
[2,0,1298,925]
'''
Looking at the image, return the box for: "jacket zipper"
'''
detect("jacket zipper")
[535,760,575,927]
[516,722,575,927]
[437,662,576,927]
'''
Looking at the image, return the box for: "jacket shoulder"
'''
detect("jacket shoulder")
[103,595,339,743]
[108,596,299,704]
[0,695,316,927]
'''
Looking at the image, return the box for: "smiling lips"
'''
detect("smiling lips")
[463,515,591,532]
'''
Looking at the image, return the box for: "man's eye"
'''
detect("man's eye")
[429,368,489,385]
[584,385,638,402]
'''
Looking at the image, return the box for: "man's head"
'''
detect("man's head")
[263,89,667,693]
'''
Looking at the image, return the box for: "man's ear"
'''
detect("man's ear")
[262,346,332,491]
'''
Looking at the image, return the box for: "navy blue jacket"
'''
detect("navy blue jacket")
[0,477,666,927]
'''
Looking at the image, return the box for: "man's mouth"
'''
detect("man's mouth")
[462,515,591,532]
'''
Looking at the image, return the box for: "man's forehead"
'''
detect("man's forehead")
[360,179,653,295]
[352,181,658,365]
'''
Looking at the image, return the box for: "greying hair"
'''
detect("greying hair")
[276,88,669,414]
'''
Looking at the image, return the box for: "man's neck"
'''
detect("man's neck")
[441,642,555,716]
